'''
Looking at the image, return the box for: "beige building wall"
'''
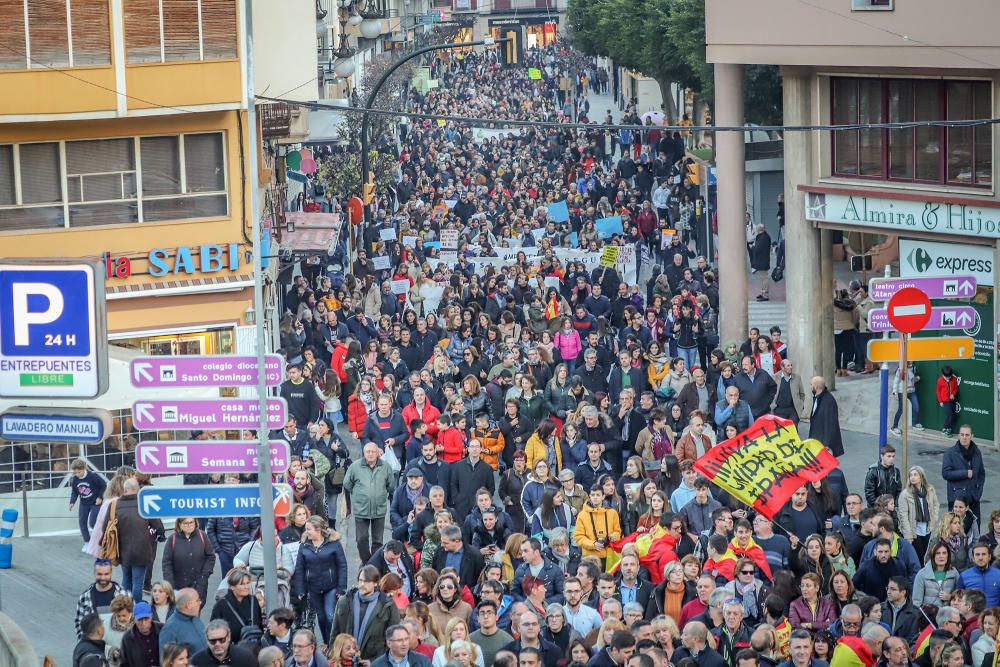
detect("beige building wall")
[253,0,320,102]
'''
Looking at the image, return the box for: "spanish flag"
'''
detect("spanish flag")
[605,525,679,584]
[912,624,933,660]
[545,292,560,320]
[729,536,773,581]
[703,551,738,582]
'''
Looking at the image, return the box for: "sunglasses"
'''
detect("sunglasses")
[741,570,755,575]
[208,637,229,645]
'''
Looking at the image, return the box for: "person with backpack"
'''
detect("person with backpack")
[162,517,217,609]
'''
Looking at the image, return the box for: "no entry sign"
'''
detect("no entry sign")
[887,287,931,334]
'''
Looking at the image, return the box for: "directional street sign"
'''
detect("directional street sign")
[0,406,112,443]
[869,275,976,301]
[868,306,978,333]
[0,260,108,398]
[135,440,291,474]
[868,337,975,363]
[137,483,293,519]
[132,398,287,430]
[130,355,284,388]
[886,287,931,334]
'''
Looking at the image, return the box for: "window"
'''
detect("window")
[0,0,110,69]
[0,132,227,232]
[124,0,238,64]
[831,77,992,187]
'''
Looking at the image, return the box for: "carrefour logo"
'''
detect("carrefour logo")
[906,247,933,274]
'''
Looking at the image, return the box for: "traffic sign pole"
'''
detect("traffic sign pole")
[900,333,909,475]
[244,0,278,612]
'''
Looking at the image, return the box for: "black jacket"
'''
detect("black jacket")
[291,538,349,598]
[502,638,564,667]
[433,546,485,590]
[749,231,771,271]
[73,638,108,667]
[162,529,216,600]
[210,590,263,640]
[864,463,902,506]
[448,457,497,522]
[733,371,777,419]
[809,389,844,457]
[114,494,165,567]
[190,644,257,667]
[881,599,921,644]
[119,622,162,667]
[366,547,416,596]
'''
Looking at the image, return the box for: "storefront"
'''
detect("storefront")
[487,16,559,49]
[803,187,1000,440]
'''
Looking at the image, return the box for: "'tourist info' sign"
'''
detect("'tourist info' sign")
[805,191,1000,239]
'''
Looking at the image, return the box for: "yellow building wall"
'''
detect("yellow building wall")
[126,61,243,110]
[0,110,254,293]
[108,288,253,334]
[0,68,118,116]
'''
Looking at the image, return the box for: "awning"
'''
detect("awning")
[271,211,344,254]
[0,345,220,414]
[305,107,350,144]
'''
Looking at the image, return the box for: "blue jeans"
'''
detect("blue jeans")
[77,504,100,542]
[121,564,147,601]
[892,392,920,429]
[678,346,698,372]
[310,588,338,643]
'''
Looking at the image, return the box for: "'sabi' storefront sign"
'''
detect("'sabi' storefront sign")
[103,243,243,279]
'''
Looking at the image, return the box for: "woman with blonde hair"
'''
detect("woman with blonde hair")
[928,512,973,571]
[898,465,939,558]
[595,619,628,651]
[501,533,528,585]
[290,515,347,643]
[326,633,359,666]
[428,572,472,634]
[431,618,484,667]
[651,615,679,656]
[405,600,442,646]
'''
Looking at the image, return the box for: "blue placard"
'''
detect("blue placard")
[425,241,441,250]
[548,200,569,223]
[138,484,292,519]
[595,216,623,239]
[568,232,579,248]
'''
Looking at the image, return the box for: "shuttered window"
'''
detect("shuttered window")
[0,0,111,69]
[28,0,70,67]
[0,0,26,69]
[201,0,237,59]
[0,132,227,231]
[125,0,162,63]
[125,0,237,63]
[71,0,111,65]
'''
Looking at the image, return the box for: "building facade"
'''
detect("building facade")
[706,0,1000,440]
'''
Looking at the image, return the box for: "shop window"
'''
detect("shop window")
[125,0,238,64]
[831,77,992,187]
[0,0,111,69]
[0,132,227,232]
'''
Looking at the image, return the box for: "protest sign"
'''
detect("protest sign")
[548,200,570,223]
[379,228,397,242]
[595,216,623,239]
[693,415,839,519]
[372,255,391,271]
[600,246,619,267]
[402,235,418,247]
[440,229,459,249]
[390,279,410,295]
[528,68,542,80]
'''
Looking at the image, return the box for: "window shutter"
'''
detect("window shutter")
[184,133,225,193]
[0,0,27,69]
[201,0,237,59]
[71,0,111,65]
[28,0,70,67]
[162,0,200,61]
[140,136,182,196]
[125,0,162,63]
[19,143,62,204]
[66,138,134,175]
[0,145,14,205]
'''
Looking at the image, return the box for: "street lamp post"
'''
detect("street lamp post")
[359,38,504,225]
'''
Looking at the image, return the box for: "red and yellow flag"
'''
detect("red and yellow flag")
[729,536,773,581]
[605,525,679,584]
[694,415,839,519]
[545,292,560,319]
[912,623,933,659]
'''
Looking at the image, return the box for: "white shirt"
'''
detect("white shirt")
[562,603,603,636]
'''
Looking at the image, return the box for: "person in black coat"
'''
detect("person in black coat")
[389,469,428,542]
[733,357,777,419]
[366,540,416,596]
[881,576,921,644]
[448,441,497,523]
[210,570,263,640]
[433,524,485,590]
[162,518,216,606]
[578,405,626,479]
[291,518,349,643]
[808,376,845,457]
[748,223,772,301]
[114,481,165,601]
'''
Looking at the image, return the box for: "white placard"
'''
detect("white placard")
[372,255,391,271]
[402,235,418,247]
[440,229,459,249]
[379,228,397,241]
[390,279,410,295]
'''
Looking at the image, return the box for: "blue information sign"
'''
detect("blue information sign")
[137,484,293,519]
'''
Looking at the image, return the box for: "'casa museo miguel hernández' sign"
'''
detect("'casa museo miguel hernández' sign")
[804,190,1000,238]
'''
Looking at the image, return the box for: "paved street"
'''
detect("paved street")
[10,427,996,665]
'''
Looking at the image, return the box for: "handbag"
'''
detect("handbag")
[328,463,347,487]
[381,447,401,475]
[100,499,121,566]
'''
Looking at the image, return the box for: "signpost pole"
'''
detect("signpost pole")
[244,0,279,611]
[878,265,891,460]
[900,332,909,476]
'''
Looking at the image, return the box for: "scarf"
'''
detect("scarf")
[550,548,570,572]
[664,581,686,622]
[913,486,929,524]
[352,590,380,644]
[739,581,758,619]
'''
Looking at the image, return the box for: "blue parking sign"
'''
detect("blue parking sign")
[0,261,108,398]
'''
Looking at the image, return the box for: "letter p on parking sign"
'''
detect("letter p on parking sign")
[0,260,108,398]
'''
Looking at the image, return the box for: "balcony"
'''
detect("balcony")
[491,0,559,10]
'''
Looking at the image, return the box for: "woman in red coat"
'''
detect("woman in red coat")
[789,573,837,631]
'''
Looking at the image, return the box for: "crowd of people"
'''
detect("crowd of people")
[68,39,996,667]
